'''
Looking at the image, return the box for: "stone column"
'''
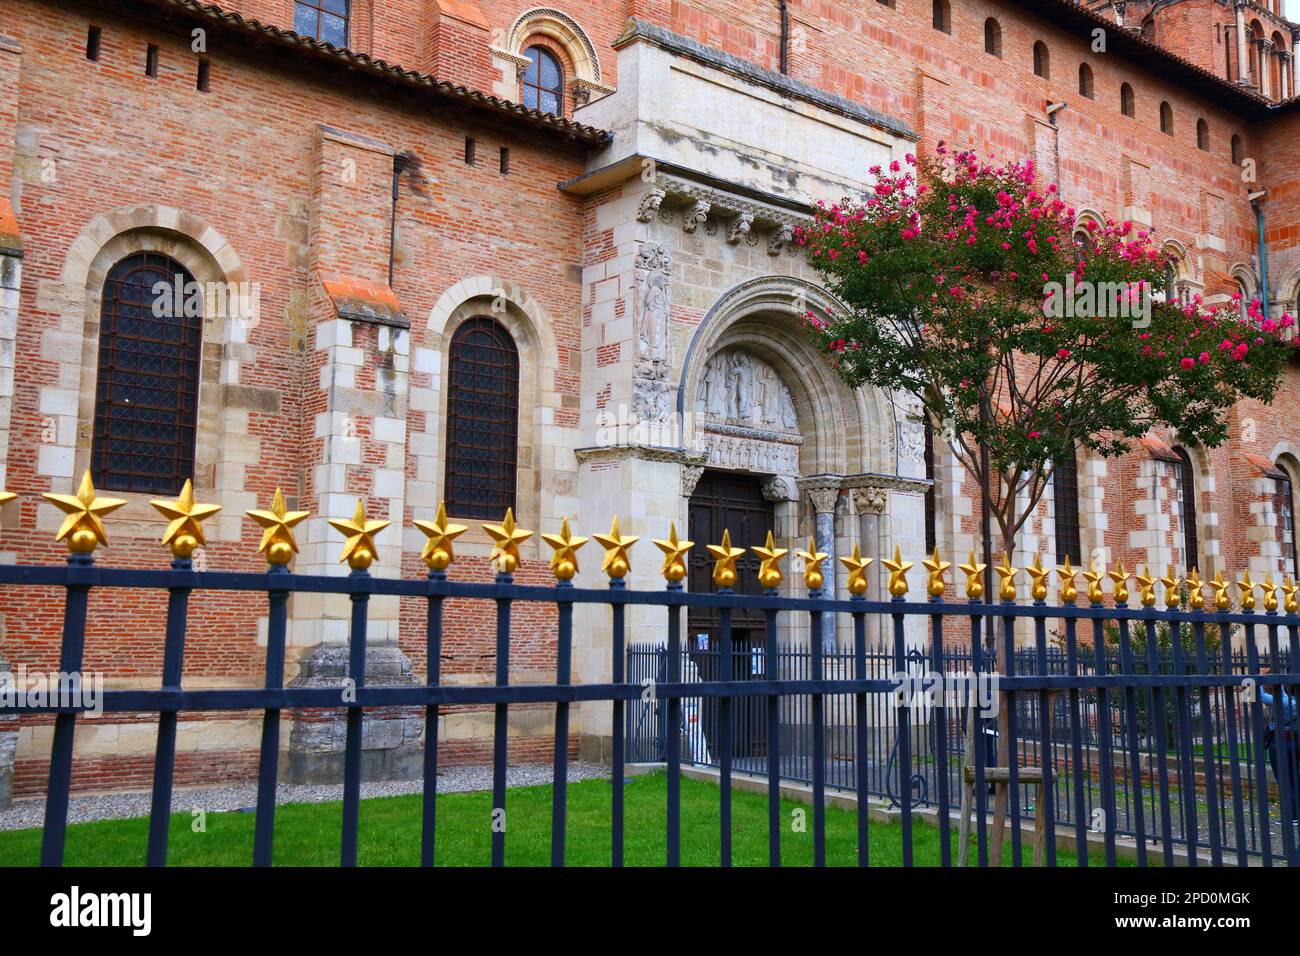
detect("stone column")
[850,486,888,649]
[1281,52,1291,101]
[1235,2,1250,85]
[1259,39,1273,99]
[801,478,841,653]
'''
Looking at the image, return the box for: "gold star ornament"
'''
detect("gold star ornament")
[882,545,913,598]
[484,508,532,575]
[593,516,638,581]
[413,502,468,572]
[922,548,950,598]
[151,479,221,559]
[796,536,829,592]
[840,543,873,597]
[652,522,694,584]
[43,470,127,554]
[1237,570,1256,612]
[1083,560,1106,604]
[542,518,588,582]
[1026,554,1051,602]
[1261,572,1279,613]
[1283,575,1298,615]
[1057,557,1079,605]
[707,529,745,590]
[1212,571,1232,611]
[1134,565,1157,608]
[995,553,1018,602]
[1160,566,1180,610]
[1107,561,1130,605]
[246,488,310,566]
[753,531,789,591]
[959,551,986,600]
[1187,568,1206,610]
[329,498,390,571]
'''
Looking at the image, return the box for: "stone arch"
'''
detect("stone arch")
[676,276,894,478]
[48,205,252,538]
[506,7,609,103]
[1072,208,1103,245]
[424,277,561,533]
[1272,264,1300,318]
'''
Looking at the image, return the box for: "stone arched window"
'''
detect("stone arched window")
[932,0,951,34]
[1120,82,1135,117]
[1033,41,1050,79]
[444,317,520,521]
[294,0,349,46]
[1197,118,1210,151]
[984,18,1002,57]
[505,8,610,108]
[1078,62,1094,99]
[1277,456,1299,579]
[521,45,564,116]
[1231,133,1244,165]
[1053,446,1082,565]
[91,252,202,494]
[1173,445,1200,572]
[1160,101,1174,135]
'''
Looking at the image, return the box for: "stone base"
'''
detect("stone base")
[284,641,425,785]
[579,733,615,765]
[0,728,13,809]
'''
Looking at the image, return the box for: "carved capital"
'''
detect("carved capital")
[637,188,666,224]
[681,465,706,498]
[726,212,754,245]
[682,199,711,234]
[768,224,794,256]
[850,486,888,515]
[805,486,840,515]
[761,475,799,503]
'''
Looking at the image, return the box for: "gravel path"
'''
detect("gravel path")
[0,762,611,832]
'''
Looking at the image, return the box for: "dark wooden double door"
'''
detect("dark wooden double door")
[687,471,775,759]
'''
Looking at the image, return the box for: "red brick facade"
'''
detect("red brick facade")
[1,0,1299,796]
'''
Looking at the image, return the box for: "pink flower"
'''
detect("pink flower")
[1180,357,1194,370]
[1057,348,1071,359]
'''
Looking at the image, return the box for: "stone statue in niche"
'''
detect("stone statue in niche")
[634,242,671,365]
[896,392,927,463]
[697,349,799,433]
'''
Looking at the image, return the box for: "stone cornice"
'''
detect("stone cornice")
[574,445,708,466]
[840,472,933,493]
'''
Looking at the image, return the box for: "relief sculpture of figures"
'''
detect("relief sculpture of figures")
[697,348,798,433]
[634,242,671,364]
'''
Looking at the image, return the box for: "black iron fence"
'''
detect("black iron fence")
[3,539,1299,867]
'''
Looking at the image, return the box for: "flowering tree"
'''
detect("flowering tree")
[798,147,1292,569]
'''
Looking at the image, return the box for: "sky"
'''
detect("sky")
[1288,0,1298,22]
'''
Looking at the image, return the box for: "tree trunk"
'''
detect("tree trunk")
[988,524,1016,866]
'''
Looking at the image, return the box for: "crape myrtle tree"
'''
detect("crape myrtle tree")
[797,146,1292,588]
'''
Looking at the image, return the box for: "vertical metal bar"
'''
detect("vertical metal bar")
[893,603,911,866]
[1116,609,1147,865]
[1266,618,1296,866]
[1169,614,1198,866]
[719,604,733,867]
[1244,627,1273,867]
[1143,618,1174,866]
[854,601,869,866]
[421,569,444,867]
[1063,615,1087,865]
[340,570,371,867]
[1092,612,1116,866]
[146,556,194,867]
[40,554,94,868]
[252,566,290,867]
[1033,608,1055,866]
[930,601,950,866]
[551,585,573,867]
[1219,619,1249,865]
[1193,617,1222,866]
[666,588,682,867]
[611,584,625,868]
[1001,608,1021,866]
[810,604,826,866]
[491,578,512,868]
[971,609,989,866]
[764,604,781,867]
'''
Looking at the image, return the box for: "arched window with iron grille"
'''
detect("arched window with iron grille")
[91,252,202,495]
[444,317,520,520]
[1276,462,1298,580]
[1053,448,1081,565]
[924,419,937,555]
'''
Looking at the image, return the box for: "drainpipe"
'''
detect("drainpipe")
[779,0,789,74]
[1252,193,1270,321]
[389,150,418,287]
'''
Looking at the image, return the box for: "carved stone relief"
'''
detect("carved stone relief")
[896,392,927,464]
[697,349,798,432]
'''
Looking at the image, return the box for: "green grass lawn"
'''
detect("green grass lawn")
[0,772,1120,867]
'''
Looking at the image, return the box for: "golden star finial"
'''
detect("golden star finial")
[1261,572,1278,613]
[1082,559,1106,604]
[1187,567,1205,610]
[922,547,951,598]
[882,545,913,597]
[593,515,638,581]
[1212,571,1232,611]
[959,550,986,600]
[995,552,1018,602]
[1160,565,1180,609]
[840,543,874,596]
[753,530,790,591]
[328,498,390,571]
[541,517,588,582]
[414,501,468,572]
[151,479,221,559]
[43,470,127,554]
[1283,574,1298,615]
[1108,561,1130,605]
[796,536,829,591]
[652,522,694,584]
[1134,565,1157,608]
[246,488,310,566]
[1237,570,1256,611]
[1057,556,1079,605]
[1027,554,1051,602]
[707,529,745,590]
[483,508,532,575]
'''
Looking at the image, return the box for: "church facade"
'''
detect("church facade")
[0,0,1299,802]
